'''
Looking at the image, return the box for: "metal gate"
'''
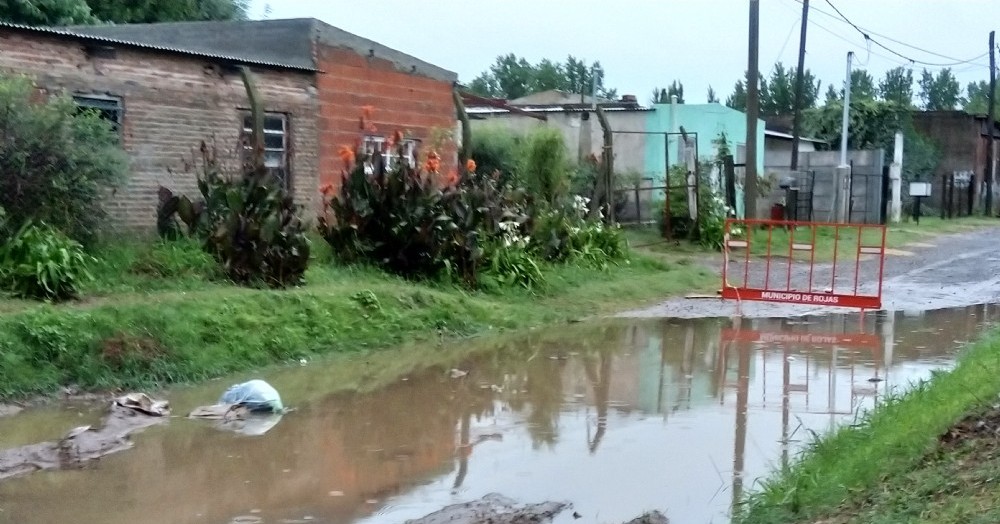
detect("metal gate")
[721,219,888,310]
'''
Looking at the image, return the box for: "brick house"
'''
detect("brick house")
[912,111,1000,209]
[0,19,458,229]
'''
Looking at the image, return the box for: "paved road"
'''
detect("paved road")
[620,226,1000,319]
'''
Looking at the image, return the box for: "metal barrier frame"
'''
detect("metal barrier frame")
[721,218,888,310]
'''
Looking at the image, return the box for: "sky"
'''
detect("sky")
[247,0,999,105]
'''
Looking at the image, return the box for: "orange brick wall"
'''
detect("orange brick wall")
[0,29,320,230]
[316,45,458,190]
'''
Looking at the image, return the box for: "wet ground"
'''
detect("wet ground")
[2,304,999,524]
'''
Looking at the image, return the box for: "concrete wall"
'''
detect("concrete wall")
[0,27,320,229]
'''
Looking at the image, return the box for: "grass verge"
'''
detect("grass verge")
[0,242,717,401]
[736,329,1000,524]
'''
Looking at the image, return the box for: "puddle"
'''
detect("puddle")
[1,305,999,523]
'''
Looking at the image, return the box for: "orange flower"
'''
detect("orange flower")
[319,182,335,196]
[338,145,356,167]
[442,168,459,186]
[466,159,477,173]
[424,150,441,174]
[388,129,404,147]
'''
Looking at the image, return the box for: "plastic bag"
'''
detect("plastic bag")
[218,379,283,413]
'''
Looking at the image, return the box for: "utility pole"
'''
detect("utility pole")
[790,0,810,171]
[986,30,996,216]
[745,0,760,219]
[833,51,853,223]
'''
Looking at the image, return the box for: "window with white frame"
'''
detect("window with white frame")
[241,112,289,188]
[362,135,419,171]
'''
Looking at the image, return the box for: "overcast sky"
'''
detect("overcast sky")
[248,0,997,104]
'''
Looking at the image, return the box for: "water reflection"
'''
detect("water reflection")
[1,305,999,524]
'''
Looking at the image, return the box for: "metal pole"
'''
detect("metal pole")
[839,52,853,167]
[986,30,996,215]
[790,0,810,171]
[745,0,761,219]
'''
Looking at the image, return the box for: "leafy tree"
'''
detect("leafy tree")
[850,70,877,101]
[964,80,1000,115]
[825,84,839,103]
[87,0,248,23]
[651,87,667,104]
[707,85,719,103]
[879,67,914,107]
[469,54,617,100]
[0,0,96,25]
[804,99,939,184]
[667,80,684,103]
[760,62,821,116]
[919,68,961,110]
[725,71,763,111]
[0,0,247,24]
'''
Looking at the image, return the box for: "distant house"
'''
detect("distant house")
[912,110,1000,208]
[465,94,765,219]
[0,19,458,229]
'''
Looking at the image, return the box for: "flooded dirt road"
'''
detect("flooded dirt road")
[2,304,999,523]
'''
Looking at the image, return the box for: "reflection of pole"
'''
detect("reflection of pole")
[781,345,791,470]
[732,345,751,512]
[681,325,695,411]
[453,412,471,489]
[584,354,612,454]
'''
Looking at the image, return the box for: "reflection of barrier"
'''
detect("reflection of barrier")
[721,219,887,310]
[720,329,880,348]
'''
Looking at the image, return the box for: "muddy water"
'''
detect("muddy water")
[2,305,999,524]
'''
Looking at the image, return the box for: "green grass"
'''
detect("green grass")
[0,239,717,400]
[624,216,998,265]
[736,329,1000,524]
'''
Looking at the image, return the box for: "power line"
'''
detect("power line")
[821,0,989,67]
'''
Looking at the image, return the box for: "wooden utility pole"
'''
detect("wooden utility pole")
[790,0,810,171]
[986,30,996,216]
[745,0,760,219]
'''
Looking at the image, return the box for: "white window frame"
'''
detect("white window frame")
[362,135,419,172]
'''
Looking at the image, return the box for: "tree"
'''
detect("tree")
[86,0,248,23]
[919,68,961,110]
[0,0,96,25]
[760,62,820,116]
[0,0,247,25]
[850,70,877,101]
[468,54,618,100]
[707,85,719,103]
[964,80,999,115]
[725,71,763,111]
[879,67,914,107]
[825,84,839,103]
[667,80,684,103]
[651,88,668,104]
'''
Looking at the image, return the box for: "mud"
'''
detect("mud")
[403,493,570,524]
[620,227,1000,319]
[0,398,168,481]
[940,407,1000,447]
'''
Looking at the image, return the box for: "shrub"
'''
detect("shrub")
[320,120,532,289]
[658,165,734,249]
[524,127,570,205]
[0,74,127,245]
[469,126,527,187]
[479,221,545,291]
[0,222,95,301]
[530,195,627,269]
[156,69,311,288]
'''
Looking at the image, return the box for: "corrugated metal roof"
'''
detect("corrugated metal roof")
[468,105,653,114]
[0,21,319,72]
[764,129,828,144]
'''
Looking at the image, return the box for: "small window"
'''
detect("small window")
[362,135,419,172]
[73,94,123,134]
[241,113,289,189]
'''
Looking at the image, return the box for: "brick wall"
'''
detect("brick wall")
[0,29,320,230]
[315,44,458,191]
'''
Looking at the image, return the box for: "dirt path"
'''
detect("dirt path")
[620,226,1000,318]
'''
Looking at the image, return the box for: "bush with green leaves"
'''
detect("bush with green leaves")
[469,126,527,187]
[0,74,127,245]
[319,136,538,289]
[530,195,627,269]
[0,222,95,301]
[524,127,571,205]
[657,165,734,249]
